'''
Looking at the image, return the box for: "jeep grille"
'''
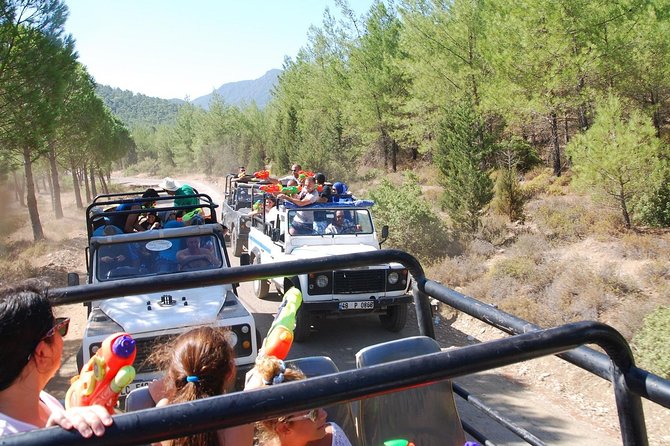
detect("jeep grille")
[334,270,385,294]
[133,335,177,374]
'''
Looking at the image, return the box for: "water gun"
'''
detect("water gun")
[261,287,303,359]
[182,207,203,223]
[297,170,314,181]
[252,200,262,212]
[260,184,282,194]
[281,185,300,195]
[254,170,270,180]
[65,332,137,414]
[384,440,415,446]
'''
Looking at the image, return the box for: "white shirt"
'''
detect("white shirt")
[0,391,63,436]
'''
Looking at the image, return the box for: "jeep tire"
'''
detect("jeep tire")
[379,303,408,332]
[231,226,243,257]
[293,304,311,342]
[252,256,270,299]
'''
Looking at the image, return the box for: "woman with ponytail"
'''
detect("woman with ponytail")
[253,355,352,446]
[149,326,253,446]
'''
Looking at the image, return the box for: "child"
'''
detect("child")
[148,327,254,446]
[253,356,352,446]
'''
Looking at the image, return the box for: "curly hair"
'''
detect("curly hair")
[254,355,306,444]
[150,326,235,446]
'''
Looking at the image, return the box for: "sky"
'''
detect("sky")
[63,1,374,101]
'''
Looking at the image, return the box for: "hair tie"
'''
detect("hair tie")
[186,375,200,383]
[263,360,286,385]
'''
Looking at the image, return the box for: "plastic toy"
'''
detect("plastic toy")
[65,332,137,413]
[383,440,415,446]
[260,184,282,194]
[254,170,270,179]
[261,287,303,359]
[281,185,300,195]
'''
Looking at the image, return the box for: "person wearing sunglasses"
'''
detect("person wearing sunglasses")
[0,282,113,437]
[253,356,352,446]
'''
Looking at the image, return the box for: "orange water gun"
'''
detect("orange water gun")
[65,332,137,414]
[254,170,270,180]
[297,170,314,181]
[262,287,303,360]
[260,184,282,194]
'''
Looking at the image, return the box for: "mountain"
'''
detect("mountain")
[95,69,281,128]
[191,69,281,110]
[96,85,184,128]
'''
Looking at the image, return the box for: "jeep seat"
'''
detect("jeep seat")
[355,336,465,446]
[286,356,359,445]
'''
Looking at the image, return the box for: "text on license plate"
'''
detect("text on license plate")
[120,380,150,397]
[339,300,374,310]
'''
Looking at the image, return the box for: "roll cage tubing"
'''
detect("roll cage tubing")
[4,250,669,446]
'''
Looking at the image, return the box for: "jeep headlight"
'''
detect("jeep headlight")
[226,331,239,348]
[316,274,329,288]
[388,271,400,285]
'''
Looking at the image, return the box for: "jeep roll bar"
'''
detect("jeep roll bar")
[85,191,219,239]
[7,250,669,445]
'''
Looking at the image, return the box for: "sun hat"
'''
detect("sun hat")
[159,177,181,192]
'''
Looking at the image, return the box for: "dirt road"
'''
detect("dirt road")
[34,174,667,445]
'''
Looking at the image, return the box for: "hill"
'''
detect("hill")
[191,69,281,110]
[95,85,184,128]
[96,69,281,127]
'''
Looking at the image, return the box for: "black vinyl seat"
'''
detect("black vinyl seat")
[355,336,466,446]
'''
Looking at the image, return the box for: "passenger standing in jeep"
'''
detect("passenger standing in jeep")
[278,176,319,235]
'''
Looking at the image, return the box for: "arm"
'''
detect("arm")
[123,205,142,233]
[277,192,316,207]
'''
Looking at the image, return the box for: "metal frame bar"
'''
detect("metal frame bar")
[3,321,648,445]
[23,249,667,446]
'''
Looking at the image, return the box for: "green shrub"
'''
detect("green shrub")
[491,167,526,222]
[369,172,456,264]
[635,175,670,227]
[632,306,670,379]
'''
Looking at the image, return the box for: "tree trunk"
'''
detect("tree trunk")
[99,169,109,194]
[23,147,44,241]
[550,111,561,176]
[619,185,631,229]
[83,164,91,203]
[48,141,63,219]
[89,164,97,197]
[650,90,661,138]
[13,171,25,206]
[71,163,83,209]
[391,138,398,173]
[563,114,570,145]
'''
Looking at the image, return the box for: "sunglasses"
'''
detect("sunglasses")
[42,317,70,340]
[281,409,319,423]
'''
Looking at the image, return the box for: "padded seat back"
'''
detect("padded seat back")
[355,336,465,446]
[287,356,359,445]
[125,386,155,412]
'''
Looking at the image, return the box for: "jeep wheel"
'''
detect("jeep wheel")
[380,303,408,332]
[252,256,270,299]
[231,227,243,257]
[293,305,311,342]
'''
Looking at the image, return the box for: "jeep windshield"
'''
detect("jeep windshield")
[287,208,374,235]
[95,234,224,281]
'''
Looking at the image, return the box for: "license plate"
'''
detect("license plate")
[120,380,150,397]
[339,300,374,310]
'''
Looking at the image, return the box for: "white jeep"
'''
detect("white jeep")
[74,192,258,397]
[245,199,411,341]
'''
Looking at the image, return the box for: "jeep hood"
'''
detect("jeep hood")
[98,285,227,334]
[290,244,378,258]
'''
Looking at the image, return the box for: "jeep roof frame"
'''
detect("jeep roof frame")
[7,250,669,446]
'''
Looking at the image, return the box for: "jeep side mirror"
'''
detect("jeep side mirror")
[380,225,389,246]
[239,253,251,266]
[271,228,281,242]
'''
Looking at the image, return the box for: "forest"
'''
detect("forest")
[1,0,669,377]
